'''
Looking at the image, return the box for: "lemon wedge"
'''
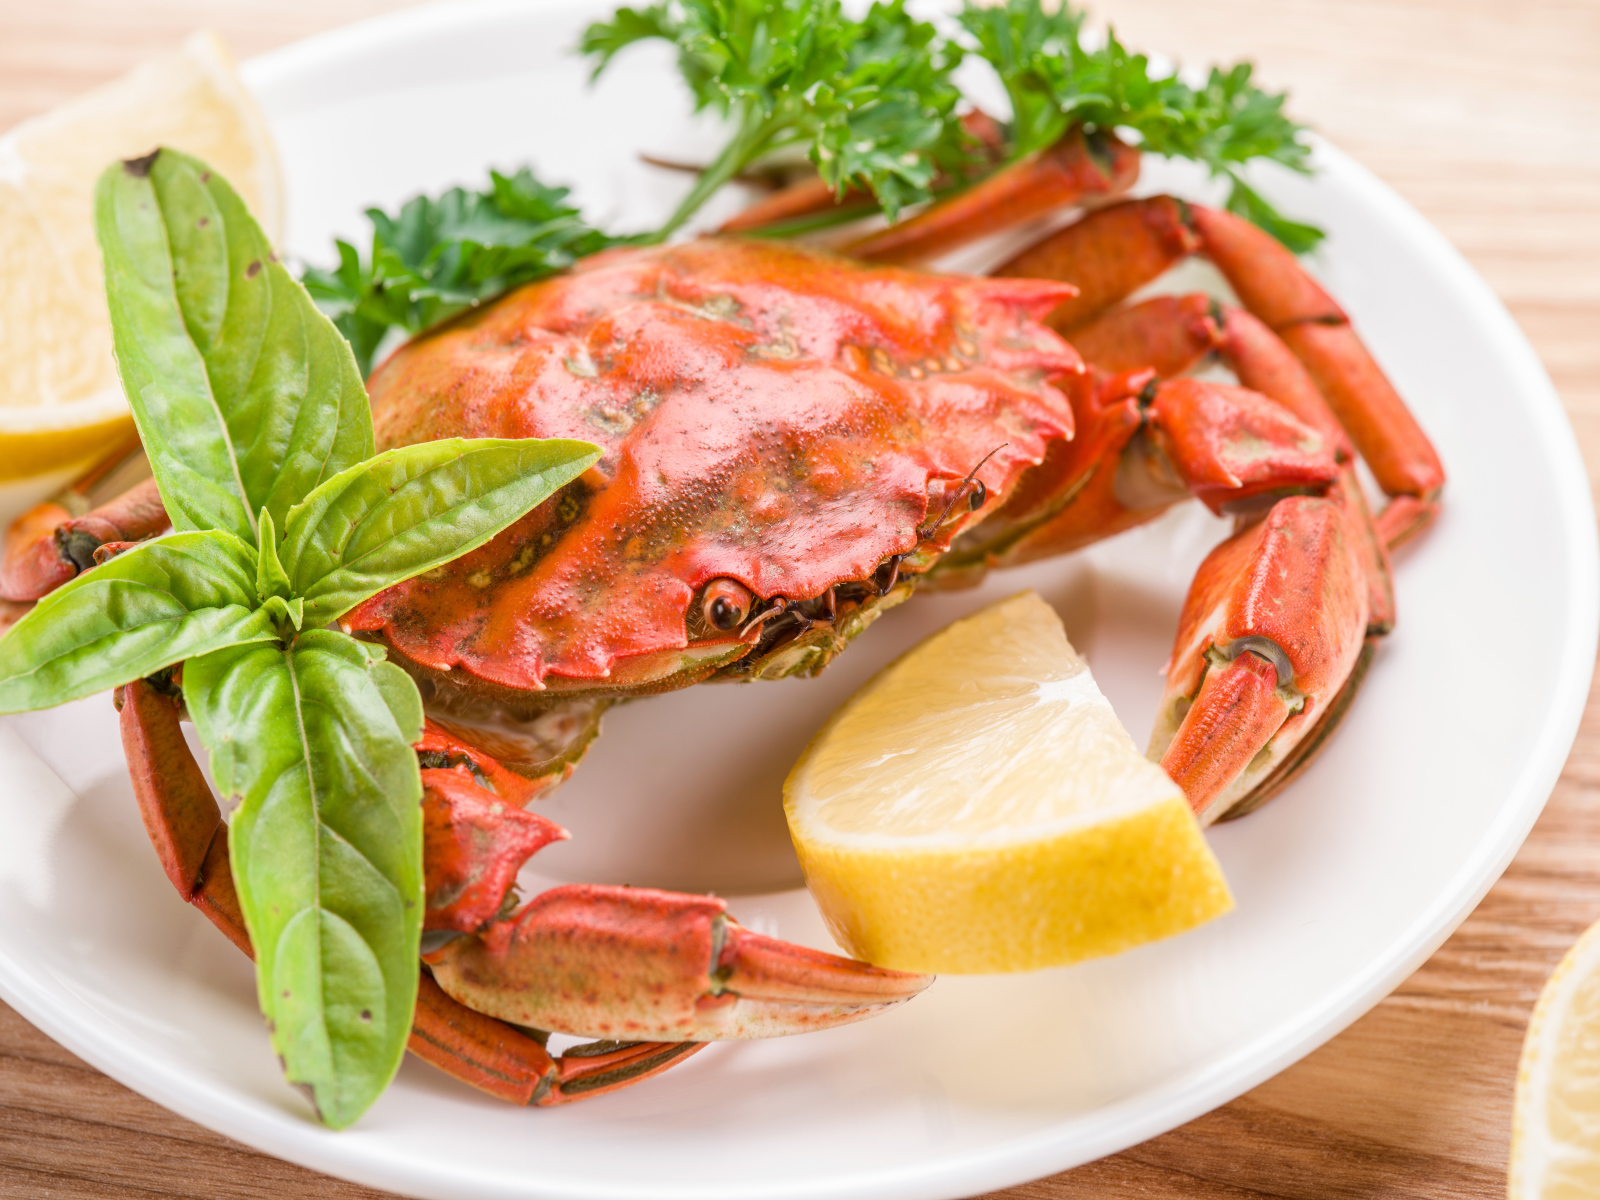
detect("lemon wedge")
[784,590,1233,973]
[0,30,282,483]
[1509,916,1600,1198]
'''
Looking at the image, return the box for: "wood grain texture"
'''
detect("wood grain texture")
[1,0,1597,1196]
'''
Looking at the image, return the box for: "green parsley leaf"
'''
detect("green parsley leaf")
[580,0,970,236]
[300,168,621,376]
[957,0,1323,250]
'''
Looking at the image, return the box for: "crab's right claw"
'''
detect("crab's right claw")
[1149,480,1372,823]
[428,884,931,1042]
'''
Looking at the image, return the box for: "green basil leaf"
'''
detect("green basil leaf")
[279,437,600,626]
[0,532,272,713]
[184,630,424,1129]
[96,149,374,541]
[256,508,292,602]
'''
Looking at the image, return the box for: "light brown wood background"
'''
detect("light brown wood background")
[2,0,1598,1196]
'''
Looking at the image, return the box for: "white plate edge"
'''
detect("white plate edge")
[0,7,1590,1198]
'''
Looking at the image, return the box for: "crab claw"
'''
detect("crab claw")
[429,885,931,1042]
[1147,378,1342,516]
[1149,480,1370,822]
[421,767,568,934]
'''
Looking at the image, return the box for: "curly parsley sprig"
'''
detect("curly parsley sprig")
[580,0,972,238]
[302,0,1326,362]
[958,0,1323,251]
[300,168,624,375]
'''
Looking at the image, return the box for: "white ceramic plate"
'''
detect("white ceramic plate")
[0,2,1594,1197]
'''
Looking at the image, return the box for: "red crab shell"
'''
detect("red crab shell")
[348,237,1080,698]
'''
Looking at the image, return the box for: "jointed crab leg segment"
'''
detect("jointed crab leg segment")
[1067,293,1222,379]
[995,194,1201,331]
[429,884,932,1042]
[846,127,1140,266]
[1189,205,1445,542]
[116,678,220,898]
[409,973,705,1106]
[0,475,167,601]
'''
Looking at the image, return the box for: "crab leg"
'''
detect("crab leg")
[719,110,1008,235]
[428,885,929,1042]
[1067,293,1222,378]
[115,678,923,1103]
[719,176,872,234]
[114,681,703,1104]
[995,196,1444,544]
[416,733,930,1040]
[845,126,1140,267]
[1,475,167,601]
[1188,205,1445,543]
[994,194,1201,331]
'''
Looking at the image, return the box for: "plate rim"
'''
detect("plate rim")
[0,1,1595,1196]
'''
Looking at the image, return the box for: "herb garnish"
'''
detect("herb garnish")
[0,149,599,1127]
[580,0,971,238]
[301,168,622,376]
[303,0,1322,363]
[957,0,1322,251]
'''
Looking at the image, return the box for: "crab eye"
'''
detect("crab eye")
[701,578,753,631]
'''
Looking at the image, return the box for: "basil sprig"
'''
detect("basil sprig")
[0,148,600,1128]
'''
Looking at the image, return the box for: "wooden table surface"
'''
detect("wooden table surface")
[3,0,1598,1196]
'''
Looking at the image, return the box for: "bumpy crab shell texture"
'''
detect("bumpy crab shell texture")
[349,237,1080,699]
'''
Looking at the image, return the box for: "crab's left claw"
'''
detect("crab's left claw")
[428,885,932,1042]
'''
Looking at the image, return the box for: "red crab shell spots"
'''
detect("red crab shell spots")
[352,238,1080,690]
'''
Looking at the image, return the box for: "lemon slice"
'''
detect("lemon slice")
[1509,916,1600,1198]
[785,590,1233,973]
[0,30,282,483]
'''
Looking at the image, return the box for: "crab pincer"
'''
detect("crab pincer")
[428,886,931,1042]
[1148,476,1372,823]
